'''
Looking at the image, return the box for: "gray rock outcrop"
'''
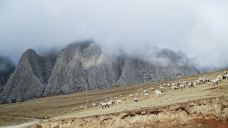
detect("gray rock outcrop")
[0,40,199,103]
[0,49,57,103]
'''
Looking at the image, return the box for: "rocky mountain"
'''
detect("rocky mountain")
[0,57,15,93]
[0,49,58,103]
[0,40,199,104]
[44,40,198,96]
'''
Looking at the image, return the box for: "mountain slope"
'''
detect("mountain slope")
[0,57,15,93]
[0,40,199,103]
[0,49,57,103]
[44,40,198,96]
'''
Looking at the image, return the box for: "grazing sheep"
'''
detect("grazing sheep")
[196,80,201,85]
[188,82,195,88]
[159,86,165,90]
[150,87,155,90]
[167,83,171,87]
[144,92,149,96]
[155,90,163,95]
[116,99,123,104]
[133,97,138,102]
[199,77,206,83]
[223,74,228,79]
[72,107,76,111]
[171,85,178,90]
[176,82,181,86]
[79,105,84,109]
[144,89,148,93]
[107,101,115,106]
[129,94,134,97]
[217,75,223,81]
[179,84,186,89]
[100,102,108,109]
[171,83,176,87]
[183,81,188,84]
[212,79,219,86]
[92,103,97,107]
[193,82,197,86]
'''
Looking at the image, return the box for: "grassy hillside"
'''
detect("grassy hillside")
[0,70,227,126]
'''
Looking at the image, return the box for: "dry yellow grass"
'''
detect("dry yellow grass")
[0,69,227,126]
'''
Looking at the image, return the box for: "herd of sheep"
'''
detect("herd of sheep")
[76,71,228,110]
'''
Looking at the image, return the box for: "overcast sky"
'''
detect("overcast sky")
[0,0,228,67]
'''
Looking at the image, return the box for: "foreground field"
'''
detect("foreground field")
[1,70,228,127]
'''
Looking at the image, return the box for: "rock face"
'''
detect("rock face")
[44,40,198,96]
[0,57,15,93]
[0,40,198,103]
[0,49,57,103]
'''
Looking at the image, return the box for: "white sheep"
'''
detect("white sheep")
[171,85,178,90]
[100,102,108,109]
[159,86,165,90]
[144,89,148,93]
[196,80,201,85]
[193,82,197,86]
[129,94,134,97]
[188,82,195,88]
[72,107,76,111]
[212,79,219,86]
[107,100,115,106]
[144,92,149,96]
[155,90,163,95]
[179,84,185,89]
[183,81,188,84]
[171,83,176,86]
[217,75,223,81]
[116,99,123,104]
[92,103,97,107]
[79,105,84,109]
[223,74,228,79]
[133,97,138,102]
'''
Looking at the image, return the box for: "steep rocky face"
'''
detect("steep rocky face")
[44,41,198,96]
[44,41,106,95]
[0,57,15,93]
[0,40,199,103]
[0,49,57,103]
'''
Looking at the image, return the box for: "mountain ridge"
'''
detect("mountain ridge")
[0,40,199,104]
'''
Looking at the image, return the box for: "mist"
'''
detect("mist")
[0,0,228,68]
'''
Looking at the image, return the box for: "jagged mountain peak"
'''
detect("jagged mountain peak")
[0,41,199,104]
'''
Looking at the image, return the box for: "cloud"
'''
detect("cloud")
[0,0,228,67]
